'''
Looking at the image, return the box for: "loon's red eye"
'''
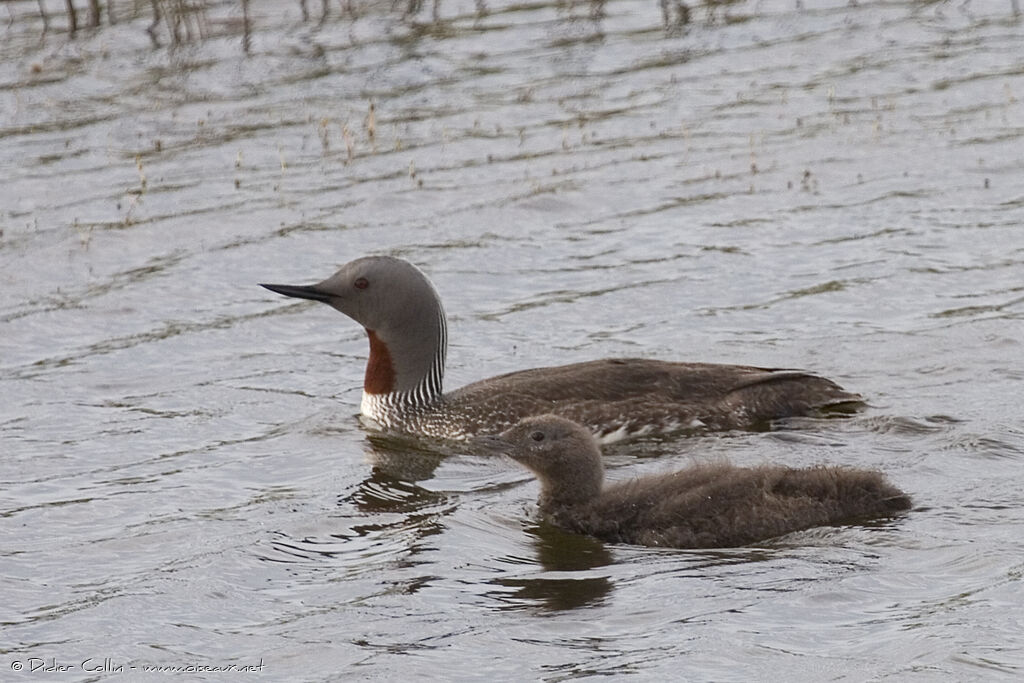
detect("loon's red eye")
[354,277,369,290]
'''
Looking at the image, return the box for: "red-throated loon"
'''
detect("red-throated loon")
[261,256,862,442]
[475,414,911,548]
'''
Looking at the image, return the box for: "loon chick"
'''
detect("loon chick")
[477,415,910,548]
[261,255,861,441]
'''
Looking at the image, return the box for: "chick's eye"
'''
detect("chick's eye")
[530,431,545,442]
[354,277,369,290]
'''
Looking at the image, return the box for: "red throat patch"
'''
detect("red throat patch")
[365,329,395,394]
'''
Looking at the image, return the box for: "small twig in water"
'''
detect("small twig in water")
[135,155,148,192]
[36,0,50,32]
[365,102,376,151]
[146,0,161,45]
[342,124,355,162]
[64,0,77,35]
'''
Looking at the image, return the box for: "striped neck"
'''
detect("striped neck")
[359,308,447,425]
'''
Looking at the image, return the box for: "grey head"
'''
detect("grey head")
[261,255,447,397]
[478,414,605,508]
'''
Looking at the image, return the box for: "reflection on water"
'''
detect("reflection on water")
[492,523,615,611]
[530,521,613,573]
[3,0,1024,679]
[495,574,614,611]
[362,431,456,481]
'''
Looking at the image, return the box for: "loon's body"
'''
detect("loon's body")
[478,415,911,548]
[261,256,861,441]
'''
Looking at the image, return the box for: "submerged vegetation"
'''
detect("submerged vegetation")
[19,0,450,45]
[26,0,257,46]
[13,0,1022,52]
[9,0,744,49]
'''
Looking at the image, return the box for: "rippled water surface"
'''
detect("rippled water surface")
[3,0,1024,679]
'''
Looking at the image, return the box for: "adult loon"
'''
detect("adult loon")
[261,256,861,441]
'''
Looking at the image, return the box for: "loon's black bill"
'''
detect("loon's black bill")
[260,282,333,303]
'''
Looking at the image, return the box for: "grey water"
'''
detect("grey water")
[2,0,1023,679]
